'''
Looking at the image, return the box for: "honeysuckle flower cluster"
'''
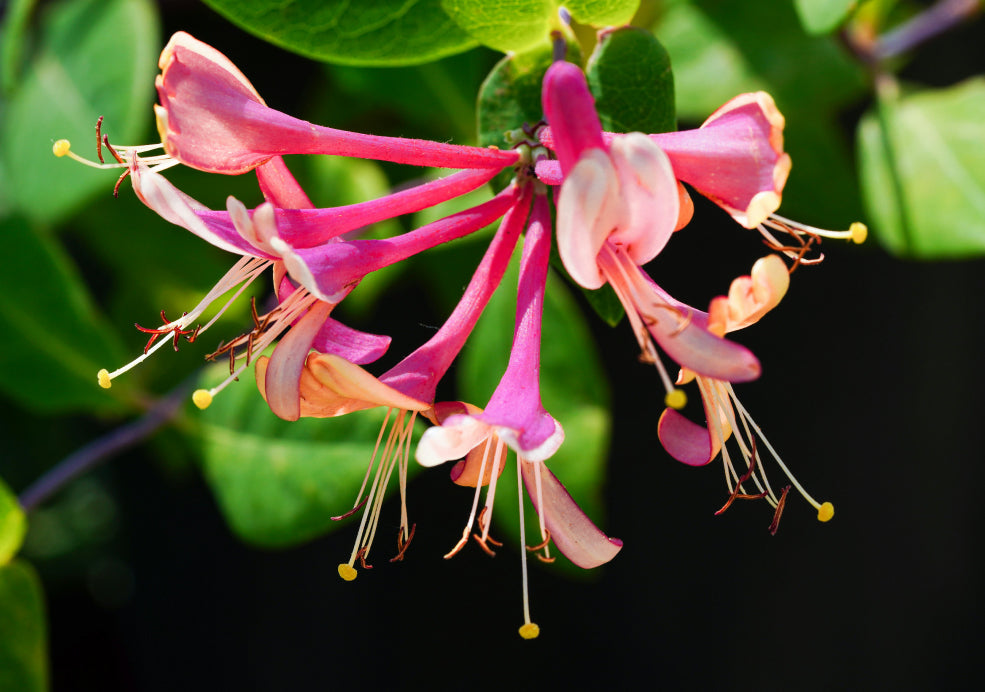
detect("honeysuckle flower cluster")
[56,30,864,639]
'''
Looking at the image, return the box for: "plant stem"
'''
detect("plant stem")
[875,0,982,60]
[18,376,196,513]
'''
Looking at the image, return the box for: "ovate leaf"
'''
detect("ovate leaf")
[565,0,640,25]
[586,26,675,134]
[858,79,985,258]
[202,0,477,66]
[793,0,858,34]
[0,217,127,413]
[477,44,557,151]
[441,0,556,54]
[0,560,48,692]
[0,477,26,566]
[196,364,418,548]
[0,0,159,224]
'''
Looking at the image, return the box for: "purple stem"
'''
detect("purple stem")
[875,0,982,59]
[18,377,196,512]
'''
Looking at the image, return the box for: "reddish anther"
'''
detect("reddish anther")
[331,496,369,521]
[356,547,374,570]
[134,310,201,354]
[95,116,105,164]
[389,523,417,562]
[768,485,792,536]
[715,440,768,516]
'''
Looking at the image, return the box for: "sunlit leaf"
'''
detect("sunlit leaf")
[442,0,557,53]
[793,0,859,34]
[565,0,640,25]
[0,0,159,225]
[196,363,420,548]
[0,560,48,692]
[457,257,612,571]
[587,25,675,134]
[477,44,556,152]
[0,477,26,566]
[0,216,128,413]
[858,79,985,257]
[202,0,477,66]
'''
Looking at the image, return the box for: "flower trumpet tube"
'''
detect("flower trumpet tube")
[656,255,834,530]
[155,32,521,174]
[536,92,867,257]
[541,60,760,404]
[253,185,533,577]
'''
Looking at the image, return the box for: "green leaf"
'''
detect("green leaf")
[477,45,557,152]
[0,216,127,413]
[0,0,37,94]
[858,79,985,258]
[196,363,420,548]
[793,0,858,34]
[0,560,48,692]
[442,0,557,54]
[653,0,865,223]
[0,477,26,566]
[458,259,612,571]
[0,0,159,225]
[586,26,675,133]
[202,0,477,66]
[565,0,640,25]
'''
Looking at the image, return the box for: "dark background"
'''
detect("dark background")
[10,0,985,689]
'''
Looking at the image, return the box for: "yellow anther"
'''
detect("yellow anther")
[849,222,867,244]
[337,563,358,581]
[518,622,540,640]
[53,139,71,157]
[97,369,112,389]
[664,388,687,410]
[817,502,835,523]
[192,389,213,410]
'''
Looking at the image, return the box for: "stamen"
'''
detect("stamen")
[135,310,201,353]
[97,256,272,390]
[444,437,495,559]
[768,485,792,535]
[715,438,768,515]
[331,496,369,522]
[389,523,416,562]
[516,457,540,640]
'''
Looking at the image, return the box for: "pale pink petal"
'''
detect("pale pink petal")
[556,149,622,289]
[520,459,622,569]
[263,301,334,421]
[416,414,492,467]
[607,133,679,265]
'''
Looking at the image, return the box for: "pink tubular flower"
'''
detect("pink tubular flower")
[541,61,760,407]
[253,184,532,579]
[536,91,867,254]
[154,32,520,175]
[656,255,835,531]
[416,193,621,640]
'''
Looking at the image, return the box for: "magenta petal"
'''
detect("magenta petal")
[520,459,622,569]
[255,157,314,209]
[541,62,606,175]
[311,317,390,365]
[534,159,563,185]
[657,409,715,466]
[264,301,333,421]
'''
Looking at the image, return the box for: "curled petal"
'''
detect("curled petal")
[520,459,622,569]
[607,133,680,265]
[657,378,734,466]
[311,318,390,365]
[709,254,790,334]
[556,150,623,289]
[416,414,492,468]
[263,301,334,421]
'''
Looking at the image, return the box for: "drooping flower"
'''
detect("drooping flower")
[97,158,519,421]
[154,32,520,175]
[536,91,867,258]
[541,60,761,407]
[253,183,533,579]
[416,191,622,638]
[656,255,835,531]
